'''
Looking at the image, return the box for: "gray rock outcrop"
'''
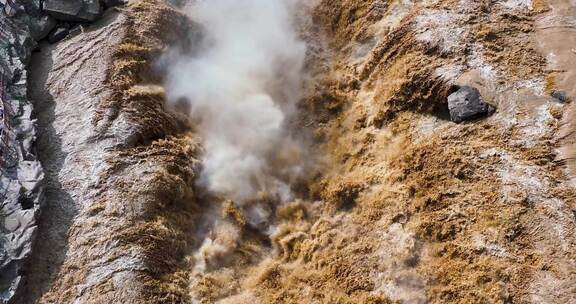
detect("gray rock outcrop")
[0,0,117,301]
[0,6,44,304]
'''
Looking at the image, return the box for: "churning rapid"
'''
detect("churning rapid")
[166,0,307,204]
[6,0,576,302]
[164,0,310,295]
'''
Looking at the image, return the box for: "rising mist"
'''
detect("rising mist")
[166,0,307,204]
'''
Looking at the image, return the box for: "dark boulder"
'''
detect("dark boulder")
[551,90,568,103]
[448,86,495,123]
[26,14,57,40]
[42,0,83,20]
[79,0,101,21]
[102,0,124,8]
[47,25,69,43]
[43,0,101,22]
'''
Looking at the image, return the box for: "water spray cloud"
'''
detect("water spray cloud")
[166,0,306,203]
